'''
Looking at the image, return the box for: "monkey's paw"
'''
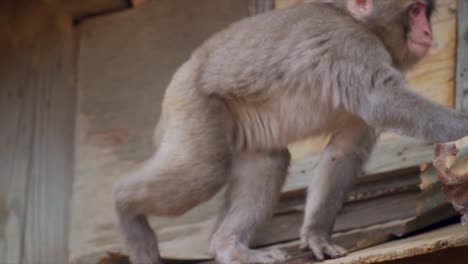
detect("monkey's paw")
[211,237,288,264]
[299,232,347,261]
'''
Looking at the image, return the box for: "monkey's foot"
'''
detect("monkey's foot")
[211,237,288,264]
[300,233,347,261]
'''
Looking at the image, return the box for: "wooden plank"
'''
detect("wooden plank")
[456,0,468,111]
[253,191,420,247]
[54,0,131,20]
[288,224,468,264]
[285,137,432,193]
[0,1,76,263]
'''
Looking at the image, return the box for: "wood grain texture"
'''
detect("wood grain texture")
[0,1,76,263]
[456,0,468,111]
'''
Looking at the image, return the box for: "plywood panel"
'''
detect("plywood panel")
[0,1,76,263]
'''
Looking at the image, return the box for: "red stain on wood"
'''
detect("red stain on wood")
[94,129,129,147]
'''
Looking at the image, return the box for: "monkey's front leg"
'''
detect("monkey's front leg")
[301,120,376,261]
[210,150,290,264]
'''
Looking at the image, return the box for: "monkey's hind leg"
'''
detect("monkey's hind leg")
[113,93,231,264]
[210,150,290,264]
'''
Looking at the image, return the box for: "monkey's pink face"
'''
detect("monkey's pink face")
[406,2,433,59]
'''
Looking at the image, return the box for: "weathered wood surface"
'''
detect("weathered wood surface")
[308,224,468,264]
[253,224,468,264]
[456,0,468,112]
[0,1,76,264]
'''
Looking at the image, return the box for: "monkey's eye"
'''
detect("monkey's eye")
[409,3,425,17]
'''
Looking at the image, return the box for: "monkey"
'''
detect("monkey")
[113,0,468,263]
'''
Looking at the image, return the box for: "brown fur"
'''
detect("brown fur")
[113,1,468,263]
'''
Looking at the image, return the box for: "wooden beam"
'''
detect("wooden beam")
[0,1,76,263]
[456,0,468,111]
[52,0,131,20]
[250,0,275,14]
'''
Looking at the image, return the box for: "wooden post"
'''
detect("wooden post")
[0,1,76,263]
[251,0,275,14]
[456,0,468,112]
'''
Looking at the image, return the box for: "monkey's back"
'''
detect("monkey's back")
[161,3,393,150]
[193,3,389,100]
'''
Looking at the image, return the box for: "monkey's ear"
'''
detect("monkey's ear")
[347,0,373,20]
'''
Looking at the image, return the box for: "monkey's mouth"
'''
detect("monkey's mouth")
[408,38,431,48]
[408,38,431,58]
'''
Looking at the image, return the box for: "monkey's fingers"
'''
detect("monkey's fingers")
[300,236,347,261]
[214,242,288,264]
[433,142,465,186]
[462,214,468,226]
[434,142,458,158]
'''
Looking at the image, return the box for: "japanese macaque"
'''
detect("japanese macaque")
[113,0,468,263]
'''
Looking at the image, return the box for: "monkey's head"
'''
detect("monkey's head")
[342,0,435,69]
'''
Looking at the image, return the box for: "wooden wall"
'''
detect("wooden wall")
[0,1,76,263]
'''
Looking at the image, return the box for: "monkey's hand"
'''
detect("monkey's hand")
[299,230,347,261]
[433,138,468,226]
[433,141,464,186]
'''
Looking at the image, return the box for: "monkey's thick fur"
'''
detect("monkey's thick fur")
[114,1,468,263]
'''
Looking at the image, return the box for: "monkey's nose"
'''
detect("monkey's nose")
[424,29,432,37]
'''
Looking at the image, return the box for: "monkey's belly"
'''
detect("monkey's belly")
[226,98,335,151]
